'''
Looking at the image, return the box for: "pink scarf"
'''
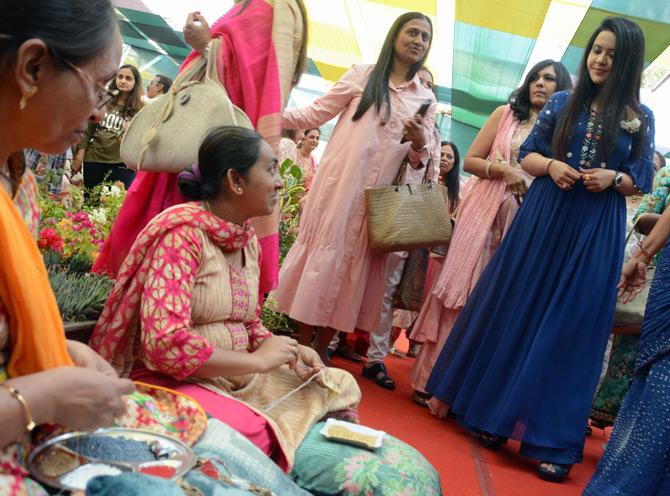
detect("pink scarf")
[433,105,520,308]
[90,203,254,376]
[93,0,302,295]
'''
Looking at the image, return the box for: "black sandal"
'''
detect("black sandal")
[362,363,396,390]
[536,462,573,483]
[412,390,432,407]
[477,432,507,450]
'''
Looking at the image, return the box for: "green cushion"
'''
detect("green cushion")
[291,422,442,496]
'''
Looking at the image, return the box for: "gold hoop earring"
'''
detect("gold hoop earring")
[19,86,38,110]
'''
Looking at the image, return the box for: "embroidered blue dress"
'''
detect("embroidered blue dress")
[426,91,655,464]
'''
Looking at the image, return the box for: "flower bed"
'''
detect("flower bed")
[38,181,126,323]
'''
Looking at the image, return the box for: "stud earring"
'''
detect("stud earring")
[19,86,38,110]
[237,187,243,193]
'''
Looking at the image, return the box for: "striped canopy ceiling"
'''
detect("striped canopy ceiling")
[114,0,670,152]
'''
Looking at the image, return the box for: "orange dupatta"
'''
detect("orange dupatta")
[0,186,72,376]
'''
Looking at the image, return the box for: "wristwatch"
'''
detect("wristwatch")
[411,143,428,153]
[613,172,624,189]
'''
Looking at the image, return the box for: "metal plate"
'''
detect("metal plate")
[27,428,196,491]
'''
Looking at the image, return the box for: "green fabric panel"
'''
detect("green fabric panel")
[438,115,479,162]
[591,0,670,24]
[118,8,177,28]
[451,22,535,128]
[563,8,670,75]
[117,8,191,60]
[119,21,158,53]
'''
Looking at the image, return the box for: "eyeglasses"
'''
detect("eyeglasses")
[64,60,119,109]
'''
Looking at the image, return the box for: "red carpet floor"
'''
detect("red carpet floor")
[332,336,608,496]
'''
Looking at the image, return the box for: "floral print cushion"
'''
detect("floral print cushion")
[291,422,441,496]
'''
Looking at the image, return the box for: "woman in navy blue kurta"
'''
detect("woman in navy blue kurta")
[426,19,655,481]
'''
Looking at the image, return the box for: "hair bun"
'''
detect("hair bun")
[178,167,205,200]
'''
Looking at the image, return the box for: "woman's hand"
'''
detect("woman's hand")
[66,340,118,378]
[580,168,615,193]
[183,12,212,54]
[402,115,426,151]
[292,345,325,382]
[253,336,300,372]
[500,164,528,197]
[71,148,85,174]
[48,367,135,431]
[617,258,649,303]
[548,160,581,190]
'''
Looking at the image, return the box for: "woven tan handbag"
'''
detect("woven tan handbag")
[121,38,253,172]
[366,159,452,252]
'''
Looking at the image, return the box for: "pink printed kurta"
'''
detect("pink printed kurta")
[274,64,437,333]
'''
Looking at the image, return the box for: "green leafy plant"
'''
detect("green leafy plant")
[277,159,305,266]
[278,158,305,221]
[48,268,113,322]
[261,295,298,335]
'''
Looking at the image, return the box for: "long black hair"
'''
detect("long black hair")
[109,64,144,119]
[0,0,117,72]
[553,17,645,161]
[179,126,264,200]
[441,141,460,210]
[352,12,432,122]
[508,59,572,122]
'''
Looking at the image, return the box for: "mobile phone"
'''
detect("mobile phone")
[417,99,432,117]
[401,99,432,143]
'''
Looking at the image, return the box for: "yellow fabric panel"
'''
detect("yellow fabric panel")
[308,20,361,56]
[366,0,437,16]
[570,8,668,48]
[313,60,350,82]
[455,0,551,38]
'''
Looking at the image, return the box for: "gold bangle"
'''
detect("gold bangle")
[1,383,36,432]
[484,160,492,179]
[544,158,555,176]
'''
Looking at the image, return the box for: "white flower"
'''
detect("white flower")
[620,118,641,134]
[100,184,123,198]
[89,208,107,225]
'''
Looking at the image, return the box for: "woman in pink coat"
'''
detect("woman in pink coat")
[275,12,437,375]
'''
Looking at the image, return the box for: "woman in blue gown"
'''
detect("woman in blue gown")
[425,17,655,482]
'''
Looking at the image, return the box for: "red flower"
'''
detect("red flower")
[38,228,64,253]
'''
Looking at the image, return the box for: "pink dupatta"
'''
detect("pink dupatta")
[433,105,520,309]
[93,0,303,295]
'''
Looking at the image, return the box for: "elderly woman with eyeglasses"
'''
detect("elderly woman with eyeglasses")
[0,1,136,492]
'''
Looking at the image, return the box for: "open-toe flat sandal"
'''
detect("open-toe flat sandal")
[536,462,572,483]
[362,363,396,390]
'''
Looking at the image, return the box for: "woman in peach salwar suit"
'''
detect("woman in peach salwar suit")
[274,12,438,364]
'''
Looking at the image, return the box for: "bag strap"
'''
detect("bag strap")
[625,216,641,244]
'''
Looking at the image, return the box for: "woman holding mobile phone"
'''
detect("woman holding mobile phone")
[274,12,438,377]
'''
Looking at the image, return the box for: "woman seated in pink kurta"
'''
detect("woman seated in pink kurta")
[274,12,438,377]
[89,126,361,472]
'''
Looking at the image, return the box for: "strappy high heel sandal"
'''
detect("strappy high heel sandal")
[477,432,507,450]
